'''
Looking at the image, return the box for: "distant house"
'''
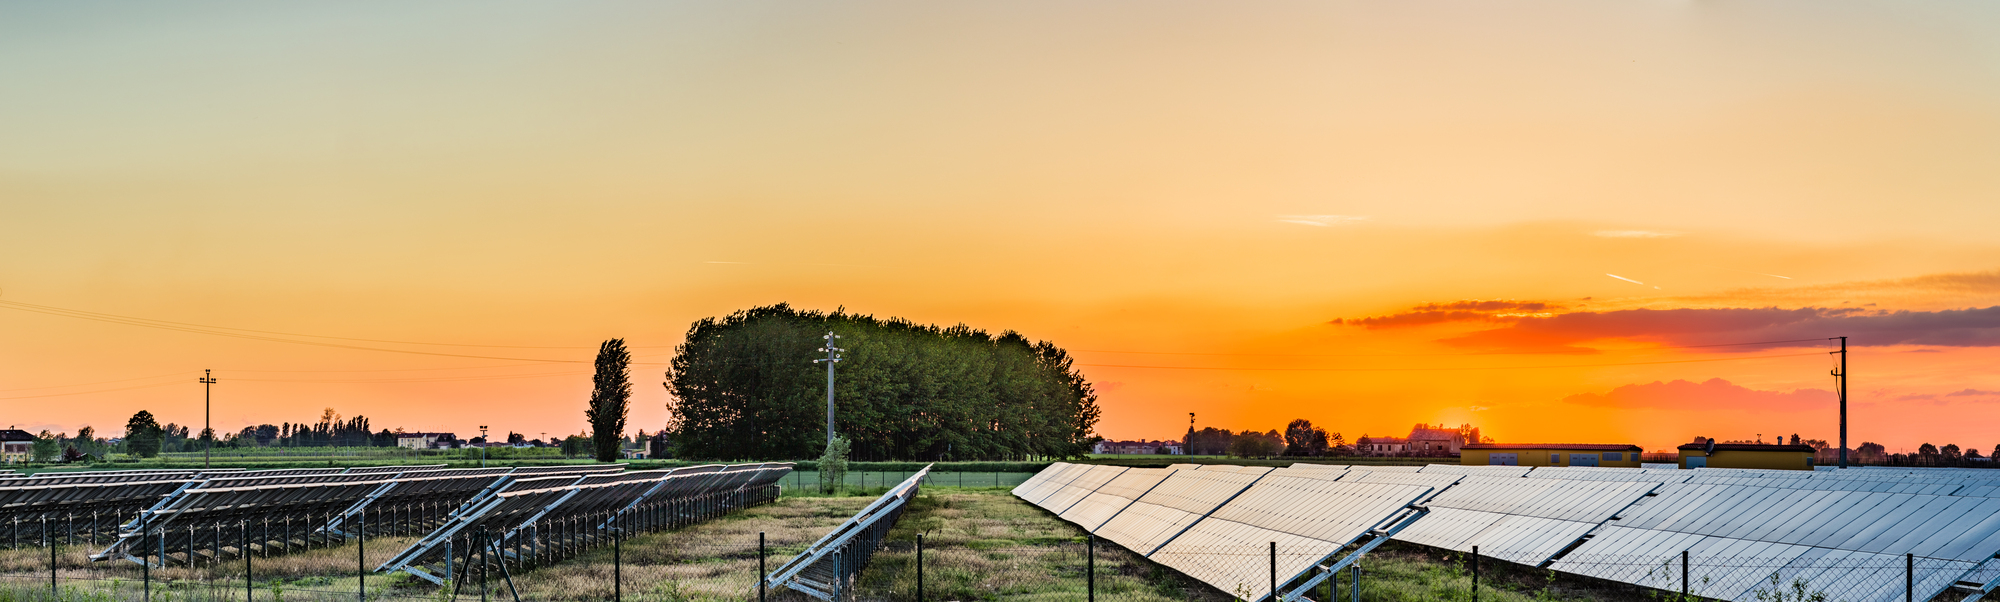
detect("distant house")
[1406,424,1468,456]
[1093,439,1178,455]
[396,432,458,449]
[1355,436,1409,456]
[0,429,33,463]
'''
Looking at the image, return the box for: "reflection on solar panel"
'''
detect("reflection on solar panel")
[378,463,791,586]
[1018,463,1430,602]
[1021,461,2000,601]
[765,465,931,601]
[1393,477,1657,566]
[1550,483,2000,602]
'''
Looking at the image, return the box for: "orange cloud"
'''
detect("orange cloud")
[1438,306,2000,353]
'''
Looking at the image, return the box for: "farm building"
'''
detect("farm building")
[1460,443,1644,467]
[1678,442,1816,470]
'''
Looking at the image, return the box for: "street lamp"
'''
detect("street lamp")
[479,425,488,469]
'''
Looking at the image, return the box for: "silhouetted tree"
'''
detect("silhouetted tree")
[588,338,633,462]
[125,411,164,458]
[1284,419,1330,456]
[663,304,1102,461]
[1229,430,1286,458]
[1186,427,1234,456]
[1942,444,1961,460]
[1919,443,1939,456]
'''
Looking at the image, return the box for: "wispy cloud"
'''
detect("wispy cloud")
[1563,378,1832,412]
[1439,305,2000,353]
[1331,300,1563,329]
[1276,215,1369,227]
[1593,230,1683,238]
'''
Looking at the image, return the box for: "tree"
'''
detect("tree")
[1789,434,1801,446]
[125,410,164,458]
[663,304,1103,461]
[1228,430,1286,458]
[1919,443,1939,457]
[587,338,633,462]
[1283,419,1330,456]
[560,435,590,458]
[61,446,86,463]
[507,432,526,445]
[819,436,851,494]
[1966,448,1985,460]
[1942,444,1962,461]
[1186,427,1234,456]
[1858,442,1887,462]
[31,431,59,463]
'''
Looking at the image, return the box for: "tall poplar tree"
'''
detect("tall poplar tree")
[587,338,632,462]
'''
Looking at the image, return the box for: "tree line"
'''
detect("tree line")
[662,304,1101,461]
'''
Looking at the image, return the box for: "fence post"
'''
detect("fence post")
[1269,541,1277,602]
[614,527,622,602]
[1906,553,1913,602]
[245,521,253,602]
[919,533,927,602]
[142,512,151,602]
[1472,545,1479,602]
[358,514,366,602]
[759,532,767,602]
[48,519,56,596]
[1681,550,1689,600]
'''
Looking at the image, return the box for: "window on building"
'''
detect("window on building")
[1604,452,1623,461]
[1551,453,1562,464]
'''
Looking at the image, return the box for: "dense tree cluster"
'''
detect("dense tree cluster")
[662,304,1102,461]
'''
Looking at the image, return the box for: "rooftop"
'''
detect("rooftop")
[1678,443,1816,453]
[1462,443,1642,451]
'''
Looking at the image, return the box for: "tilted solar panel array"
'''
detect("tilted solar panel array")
[1393,477,1658,566]
[1019,462,2000,601]
[1552,483,2000,602]
[378,463,792,586]
[90,465,625,566]
[0,473,199,548]
[1060,467,1178,531]
[1020,463,1432,602]
[1151,476,1432,602]
[765,465,931,601]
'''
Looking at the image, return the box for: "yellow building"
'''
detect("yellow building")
[1460,443,1644,467]
[1677,443,1815,470]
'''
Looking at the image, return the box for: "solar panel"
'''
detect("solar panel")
[1034,465,1128,515]
[1060,468,1178,531]
[764,465,929,601]
[379,463,792,586]
[1095,468,1267,556]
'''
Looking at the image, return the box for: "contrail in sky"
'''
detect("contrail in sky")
[1606,274,1644,285]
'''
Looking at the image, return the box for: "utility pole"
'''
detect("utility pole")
[199,369,217,470]
[1831,336,1848,469]
[814,332,844,446]
[478,425,488,468]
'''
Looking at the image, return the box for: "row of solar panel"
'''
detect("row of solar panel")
[1014,462,2000,602]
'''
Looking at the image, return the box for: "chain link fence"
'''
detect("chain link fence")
[2,532,1996,602]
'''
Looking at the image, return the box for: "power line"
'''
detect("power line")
[0,371,190,392]
[0,380,185,400]
[0,299,674,350]
[1077,351,1827,372]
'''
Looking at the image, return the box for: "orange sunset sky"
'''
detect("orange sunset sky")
[4,1,2000,454]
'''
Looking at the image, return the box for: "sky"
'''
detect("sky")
[3,1,1999,454]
